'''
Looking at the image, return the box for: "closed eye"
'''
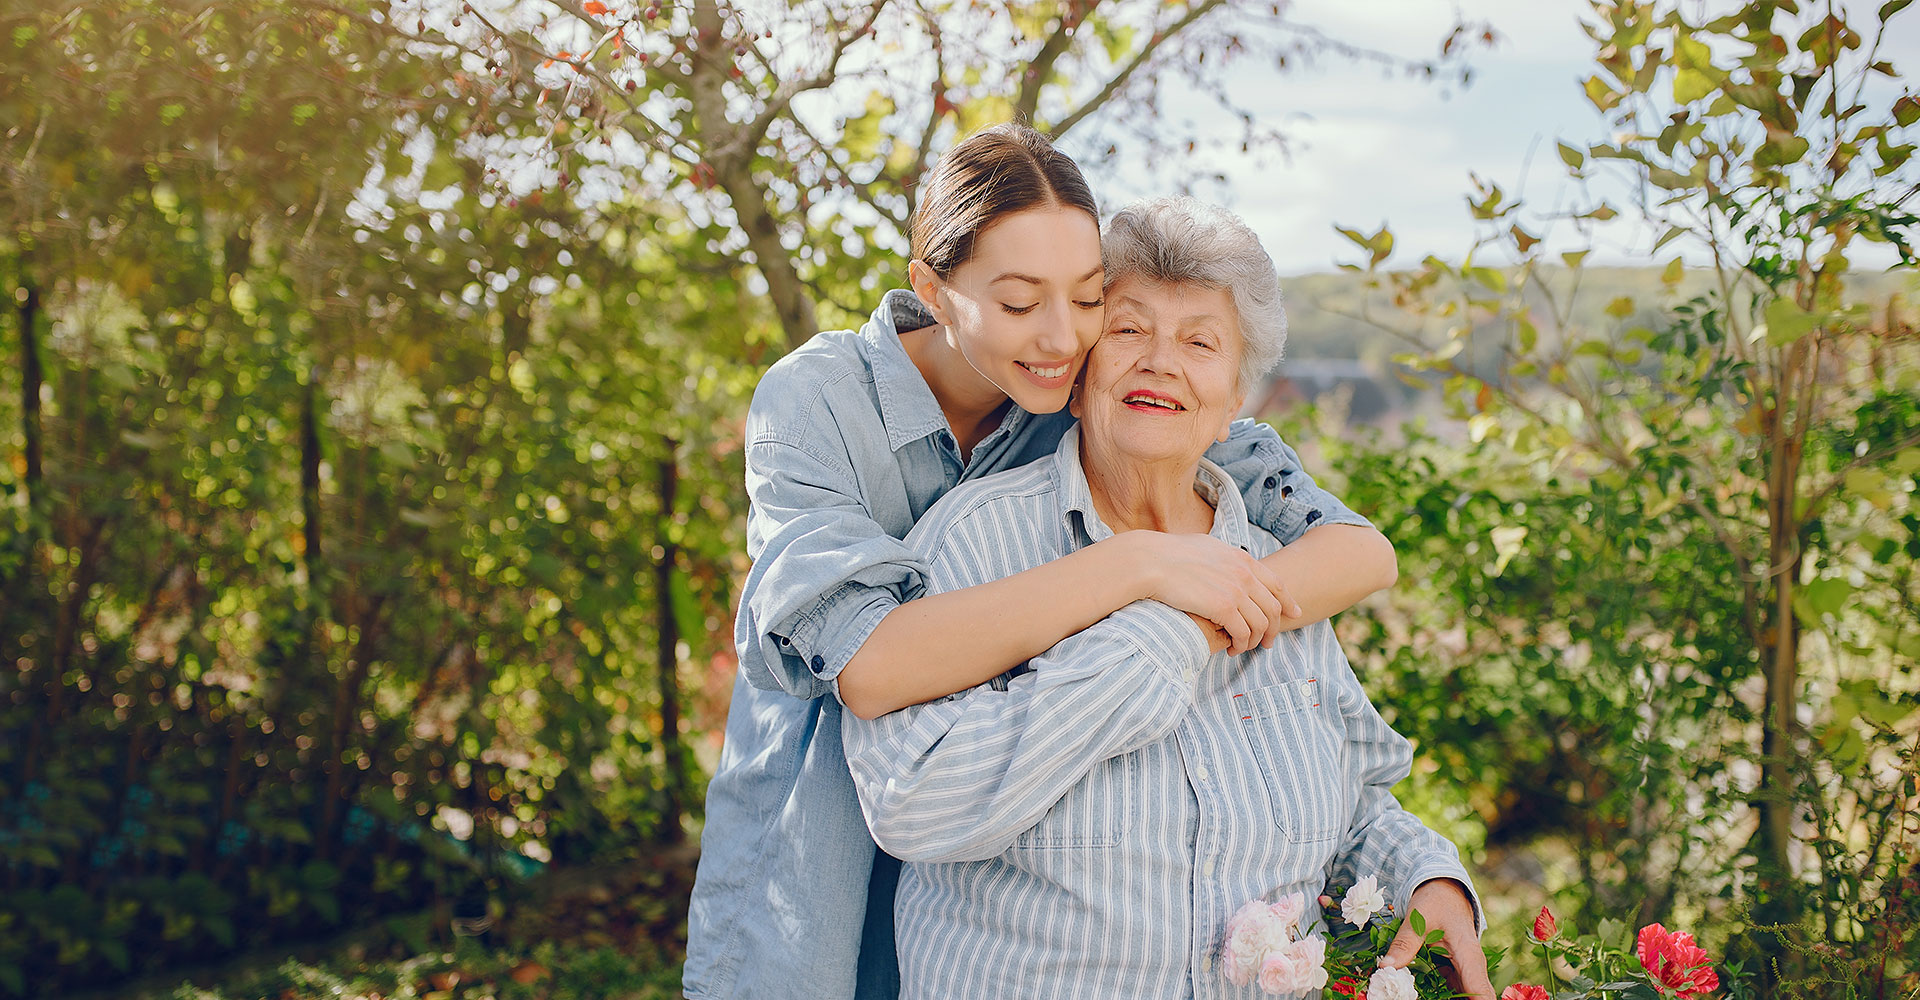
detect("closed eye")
[1074,297,1105,309]
[1002,303,1038,315]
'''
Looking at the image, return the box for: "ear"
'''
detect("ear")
[907,259,953,327]
[1068,379,1085,419]
[1216,392,1246,443]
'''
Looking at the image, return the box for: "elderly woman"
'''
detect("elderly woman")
[843,197,1492,1000]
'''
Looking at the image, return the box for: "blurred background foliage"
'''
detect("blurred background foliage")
[0,0,1914,998]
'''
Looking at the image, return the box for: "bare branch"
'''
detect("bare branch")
[1015,1,1102,125]
[1050,0,1228,139]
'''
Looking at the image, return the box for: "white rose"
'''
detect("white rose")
[1368,964,1419,1000]
[1341,875,1386,928]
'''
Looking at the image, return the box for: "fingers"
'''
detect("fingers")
[1446,931,1495,1000]
[1378,918,1421,970]
[1247,556,1302,623]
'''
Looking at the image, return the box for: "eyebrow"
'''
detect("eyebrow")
[990,266,1104,286]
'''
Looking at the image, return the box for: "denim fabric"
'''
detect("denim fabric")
[684,290,1371,1000]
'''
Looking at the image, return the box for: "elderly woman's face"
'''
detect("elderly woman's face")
[1073,275,1245,467]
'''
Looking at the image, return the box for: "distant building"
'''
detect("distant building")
[1246,359,1397,424]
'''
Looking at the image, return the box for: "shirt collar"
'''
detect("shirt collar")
[858,288,1032,453]
[1052,424,1252,550]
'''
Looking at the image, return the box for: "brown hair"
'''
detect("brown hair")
[909,122,1099,278]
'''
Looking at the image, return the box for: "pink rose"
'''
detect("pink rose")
[1224,900,1288,986]
[1502,986,1551,1000]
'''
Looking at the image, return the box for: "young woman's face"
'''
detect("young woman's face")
[915,206,1105,414]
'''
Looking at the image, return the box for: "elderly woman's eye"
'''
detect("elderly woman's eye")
[1002,303,1038,316]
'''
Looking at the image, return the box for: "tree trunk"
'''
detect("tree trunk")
[685,0,818,350]
[302,370,324,576]
[1750,395,1807,987]
[655,439,688,841]
[20,280,41,495]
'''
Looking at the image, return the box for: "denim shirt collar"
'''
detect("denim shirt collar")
[858,288,1032,454]
[1052,425,1251,549]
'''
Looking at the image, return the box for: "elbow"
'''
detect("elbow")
[1375,532,1399,592]
[837,662,897,721]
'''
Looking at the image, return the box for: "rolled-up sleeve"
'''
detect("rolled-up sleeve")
[1324,664,1484,932]
[735,437,927,701]
[1205,419,1372,544]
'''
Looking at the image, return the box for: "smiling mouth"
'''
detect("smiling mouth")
[1123,392,1186,411]
[1017,360,1071,380]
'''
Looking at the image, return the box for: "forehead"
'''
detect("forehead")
[966,206,1102,278]
[1104,276,1239,335]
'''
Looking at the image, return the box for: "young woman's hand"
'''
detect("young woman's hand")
[1125,531,1301,655]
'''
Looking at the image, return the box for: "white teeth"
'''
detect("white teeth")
[1022,362,1068,379]
[1124,394,1181,410]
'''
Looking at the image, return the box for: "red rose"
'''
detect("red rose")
[1636,923,1721,998]
[1332,975,1368,999]
[1529,905,1560,943]
[1501,986,1551,1000]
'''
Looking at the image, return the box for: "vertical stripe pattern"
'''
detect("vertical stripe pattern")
[844,428,1477,1000]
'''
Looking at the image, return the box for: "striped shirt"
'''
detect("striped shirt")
[843,427,1478,1000]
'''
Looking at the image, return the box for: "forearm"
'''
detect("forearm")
[1259,523,1397,632]
[838,536,1152,719]
[846,606,1204,861]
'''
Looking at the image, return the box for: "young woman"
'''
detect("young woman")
[681,123,1398,1000]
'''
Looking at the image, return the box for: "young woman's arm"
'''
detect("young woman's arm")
[1207,419,1398,644]
[739,434,1285,712]
[837,527,1286,719]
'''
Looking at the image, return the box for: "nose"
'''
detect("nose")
[1034,297,1079,357]
[1138,329,1180,373]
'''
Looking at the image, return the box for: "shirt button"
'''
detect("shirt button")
[1202,860,1216,878]
[809,654,825,671]
[1195,766,1212,782]
[1262,475,1278,490]
[1200,956,1213,972]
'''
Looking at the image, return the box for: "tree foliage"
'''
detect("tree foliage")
[1326,0,1919,992]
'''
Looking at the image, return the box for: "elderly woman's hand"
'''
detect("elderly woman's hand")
[1122,530,1300,655]
[1379,878,1494,1000]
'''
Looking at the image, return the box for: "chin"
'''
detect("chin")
[1010,385,1073,415]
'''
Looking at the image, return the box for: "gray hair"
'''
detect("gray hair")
[1101,196,1286,391]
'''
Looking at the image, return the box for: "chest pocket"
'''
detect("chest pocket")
[1234,680,1347,843]
[1010,749,1132,851]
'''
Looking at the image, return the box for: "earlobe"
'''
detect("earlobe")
[1217,394,1246,442]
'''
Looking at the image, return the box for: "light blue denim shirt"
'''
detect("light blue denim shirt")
[683,289,1372,1000]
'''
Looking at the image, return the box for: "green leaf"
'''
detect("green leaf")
[1558,142,1586,169]
[1661,257,1685,286]
[1764,297,1820,345]
[1674,68,1716,103]
[1652,225,1687,253]
[1802,576,1851,616]
[1883,0,1914,18]
[1754,135,1811,167]
[1605,296,1636,319]
[1562,250,1591,268]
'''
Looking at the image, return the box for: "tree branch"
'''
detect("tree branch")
[1050,0,1228,139]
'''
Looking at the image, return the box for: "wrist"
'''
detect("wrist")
[1099,529,1162,603]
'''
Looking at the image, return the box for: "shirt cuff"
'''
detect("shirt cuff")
[1107,600,1213,691]
[1395,866,1486,935]
[780,581,901,685]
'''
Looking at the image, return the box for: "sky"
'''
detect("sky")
[1083,0,1919,276]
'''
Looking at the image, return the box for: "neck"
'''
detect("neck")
[901,322,1012,460]
[1079,438,1214,535]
